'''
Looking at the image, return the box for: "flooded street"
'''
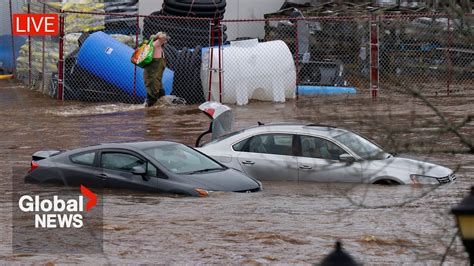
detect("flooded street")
[0,79,473,264]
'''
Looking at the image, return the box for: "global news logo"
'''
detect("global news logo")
[18,185,97,228]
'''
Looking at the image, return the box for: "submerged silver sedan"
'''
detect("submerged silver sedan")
[197,123,456,185]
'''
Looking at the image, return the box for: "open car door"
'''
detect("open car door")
[196,101,233,147]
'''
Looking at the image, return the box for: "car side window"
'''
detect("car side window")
[70,151,96,166]
[146,162,159,177]
[247,134,293,156]
[101,152,146,172]
[300,135,346,160]
[232,138,248,151]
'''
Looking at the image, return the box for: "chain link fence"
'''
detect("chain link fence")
[61,11,211,104]
[10,1,60,98]
[204,16,370,105]
[0,0,23,76]
[204,20,298,105]
[273,16,370,99]
[379,13,474,96]
[3,2,473,104]
[144,15,212,104]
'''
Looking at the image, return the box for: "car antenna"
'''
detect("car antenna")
[257,121,265,126]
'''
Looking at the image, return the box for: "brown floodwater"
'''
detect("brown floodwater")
[0,79,473,264]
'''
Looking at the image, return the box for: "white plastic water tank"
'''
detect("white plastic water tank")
[201,39,296,105]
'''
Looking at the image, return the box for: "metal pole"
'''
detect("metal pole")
[42,3,46,93]
[447,16,452,96]
[370,14,379,100]
[217,19,223,103]
[294,17,299,101]
[8,0,16,77]
[133,15,139,99]
[28,1,31,86]
[207,20,215,101]
[58,9,65,100]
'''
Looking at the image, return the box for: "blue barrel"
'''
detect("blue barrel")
[77,31,173,98]
[0,35,26,73]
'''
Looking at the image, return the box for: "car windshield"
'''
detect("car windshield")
[333,132,389,160]
[144,143,225,174]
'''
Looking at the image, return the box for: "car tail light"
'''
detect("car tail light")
[29,160,39,173]
[195,188,209,197]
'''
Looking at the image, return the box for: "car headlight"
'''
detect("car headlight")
[195,188,209,197]
[410,174,440,185]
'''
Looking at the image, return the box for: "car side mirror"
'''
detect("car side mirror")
[132,166,150,181]
[131,166,146,175]
[339,153,355,163]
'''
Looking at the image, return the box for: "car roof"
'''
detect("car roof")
[98,140,180,150]
[236,123,349,138]
[68,141,181,154]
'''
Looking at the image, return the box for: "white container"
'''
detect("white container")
[201,39,296,105]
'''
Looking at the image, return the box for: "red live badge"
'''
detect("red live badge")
[13,14,59,36]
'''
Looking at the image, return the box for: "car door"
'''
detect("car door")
[236,133,298,181]
[61,150,104,187]
[296,135,362,182]
[99,150,160,192]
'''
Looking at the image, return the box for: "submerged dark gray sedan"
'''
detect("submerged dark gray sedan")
[25,141,262,196]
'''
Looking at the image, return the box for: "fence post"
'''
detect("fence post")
[27,1,31,86]
[370,14,379,100]
[58,9,64,100]
[217,19,223,103]
[295,17,300,100]
[42,3,46,93]
[207,20,215,101]
[447,16,452,96]
[133,15,139,99]
[8,0,17,77]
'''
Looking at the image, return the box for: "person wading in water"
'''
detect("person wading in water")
[143,32,168,107]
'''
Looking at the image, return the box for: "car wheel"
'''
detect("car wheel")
[373,179,401,185]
